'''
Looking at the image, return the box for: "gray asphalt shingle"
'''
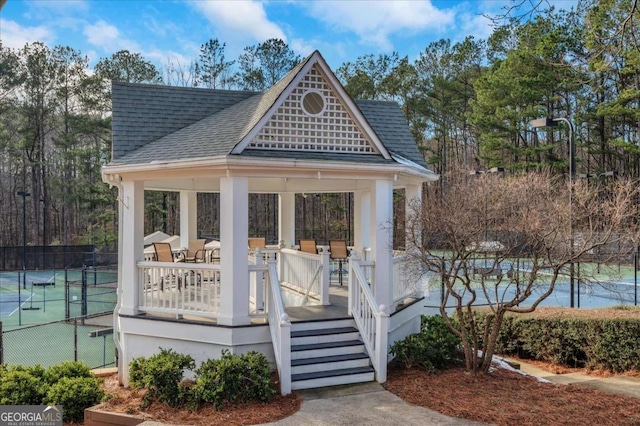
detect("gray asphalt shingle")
[109,52,430,172]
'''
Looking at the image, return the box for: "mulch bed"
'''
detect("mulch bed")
[77,374,301,426]
[384,363,640,426]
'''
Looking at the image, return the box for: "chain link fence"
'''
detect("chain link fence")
[0,313,115,369]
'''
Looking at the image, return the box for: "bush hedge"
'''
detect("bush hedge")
[476,309,640,372]
[190,350,275,409]
[390,315,462,371]
[129,348,276,411]
[129,348,195,408]
[0,361,104,422]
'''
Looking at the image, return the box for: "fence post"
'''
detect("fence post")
[0,321,3,364]
[74,318,78,362]
[81,266,88,319]
[64,269,69,319]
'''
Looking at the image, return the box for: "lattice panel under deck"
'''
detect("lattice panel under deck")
[249,65,378,154]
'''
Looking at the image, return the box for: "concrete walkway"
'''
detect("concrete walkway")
[139,382,481,426]
[515,359,640,400]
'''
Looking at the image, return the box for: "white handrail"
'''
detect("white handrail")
[266,257,291,395]
[348,256,389,383]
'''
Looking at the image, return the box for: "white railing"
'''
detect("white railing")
[348,255,389,383]
[266,258,291,395]
[279,248,325,304]
[249,249,266,313]
[393,254,420,303]
[138,261,221,319]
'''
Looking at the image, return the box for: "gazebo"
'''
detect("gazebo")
[102,50,438,394]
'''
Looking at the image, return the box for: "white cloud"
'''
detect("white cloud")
[0,20,54,49]
[190,0,286,42]
[83,20,139,53]
[458,12,495,42]
[302,1,455,51]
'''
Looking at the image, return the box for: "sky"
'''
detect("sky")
[0,0,577,73]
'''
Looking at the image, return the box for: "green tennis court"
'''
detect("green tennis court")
[1,269,118,369]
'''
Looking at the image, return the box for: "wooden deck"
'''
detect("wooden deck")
[285,284,350,322]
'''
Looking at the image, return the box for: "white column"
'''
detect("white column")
[219,176,250,325]
[119,180,144,316]
[405,184,422,251]
[370,180,393,310]
[179,191,197,249]
[354,190,371,259]
[278,193,295,248]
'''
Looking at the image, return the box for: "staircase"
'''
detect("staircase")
[290,317,375,390]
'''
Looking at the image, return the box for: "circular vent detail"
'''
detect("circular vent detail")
[301,91,325,116]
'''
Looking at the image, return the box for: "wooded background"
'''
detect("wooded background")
[1,1,638,251]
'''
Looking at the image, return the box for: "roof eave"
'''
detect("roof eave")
[102,155,438,183]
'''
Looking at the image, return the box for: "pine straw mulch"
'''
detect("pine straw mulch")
[75,374,301,426]
[517,305,640,320]
[384,362,640,426]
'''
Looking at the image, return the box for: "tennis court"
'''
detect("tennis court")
[422,262,640,316]
[0,268,118,368]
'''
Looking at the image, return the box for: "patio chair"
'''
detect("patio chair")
[329,240,349,286]
[299,239,318,254]
[153,242,177,262]
[152,242,182,290]
[181,239,206,263]
[248,237,266,249]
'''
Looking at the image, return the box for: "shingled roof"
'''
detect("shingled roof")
[109,51,429,172]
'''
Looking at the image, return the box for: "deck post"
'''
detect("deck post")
[371,179,394,310]
[179,191,197,250]
[375,306,390,383]
[320,248,330,305]
[120,180,143,316]
[219,176,250,325]
[278,193,295,248]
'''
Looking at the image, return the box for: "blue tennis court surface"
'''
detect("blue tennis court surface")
[0,271,57,317]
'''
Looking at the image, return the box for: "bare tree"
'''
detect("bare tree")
[405,170,640,375]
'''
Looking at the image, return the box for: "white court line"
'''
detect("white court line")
[1,294,33,318]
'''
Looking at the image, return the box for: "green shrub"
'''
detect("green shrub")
[0,365,48,405]
[129,348,195,408]
[584,319,640,372]
[44,361,93,384]
[480,310,640,372]
[45,376,105,423]
[190,350,275,410]
[518,317,587,367]
[390,315,462,371]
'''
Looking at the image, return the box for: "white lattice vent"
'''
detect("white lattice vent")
[248,65,378,154]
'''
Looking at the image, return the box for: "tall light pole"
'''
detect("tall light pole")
[531,116,576,307]
[17,190,30,289]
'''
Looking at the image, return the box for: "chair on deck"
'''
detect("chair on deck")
[152,242,181,290]
[299,239,318,254]
[329,240,349,286]
[181,239,206,263]
[248,237,266,249]
[153,242,177,262]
